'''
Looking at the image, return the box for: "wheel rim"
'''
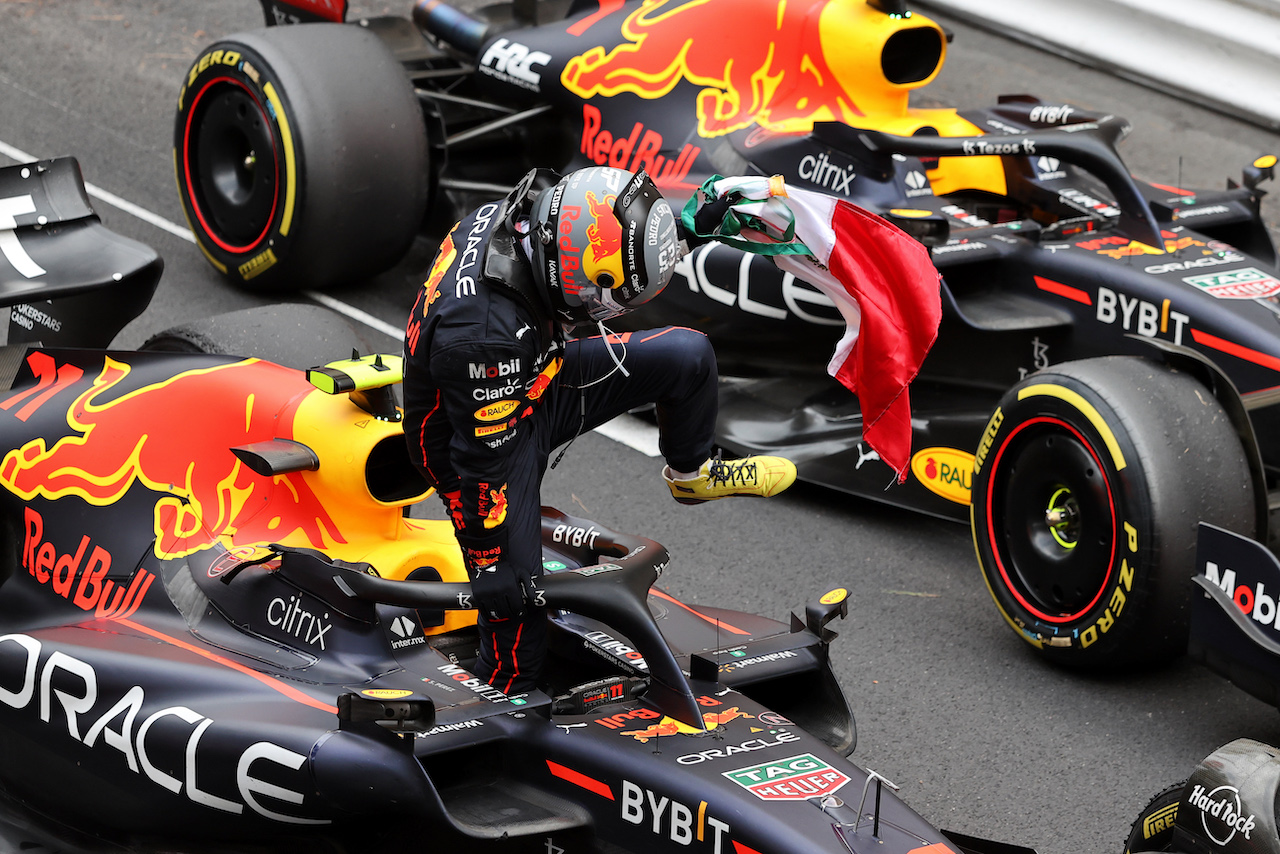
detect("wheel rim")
[985,416,1118,623]
[182,76,279,253]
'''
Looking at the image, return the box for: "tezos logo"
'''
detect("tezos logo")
[1188,784,1255,845]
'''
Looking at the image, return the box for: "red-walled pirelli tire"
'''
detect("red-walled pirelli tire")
[971,356,1254,668]
[174,23,429,291]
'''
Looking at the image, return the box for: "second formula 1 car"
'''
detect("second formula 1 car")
[174,0,1280,669]
[1124,737,1280,854]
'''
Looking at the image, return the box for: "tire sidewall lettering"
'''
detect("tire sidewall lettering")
[974,374,1144,652]
[175,43,300,277]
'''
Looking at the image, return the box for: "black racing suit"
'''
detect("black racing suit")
[403,182,719,695]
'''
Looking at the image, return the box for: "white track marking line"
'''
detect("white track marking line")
[0,138,662,456]
[303,290,409,341]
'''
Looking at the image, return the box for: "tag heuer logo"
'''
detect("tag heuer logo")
[723,753,851,800]
[1183,266,1280,299]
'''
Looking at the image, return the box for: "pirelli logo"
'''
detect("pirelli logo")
[475,423,509,438]
[1143,803,1177,839]
[237,247,277,281]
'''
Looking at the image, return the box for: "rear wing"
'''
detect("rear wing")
[0,157,161,348]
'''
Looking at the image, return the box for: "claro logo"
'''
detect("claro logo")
[0,634,327,824]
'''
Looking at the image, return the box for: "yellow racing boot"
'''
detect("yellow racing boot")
[664,455,797,505]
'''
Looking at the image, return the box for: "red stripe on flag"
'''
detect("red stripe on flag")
[825,200,941,481]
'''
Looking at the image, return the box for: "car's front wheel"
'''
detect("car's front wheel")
[972,356,1255,667]
[174,23,430,291]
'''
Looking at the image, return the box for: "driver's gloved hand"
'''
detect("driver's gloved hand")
[470,560,537,620]
[678,193,733,249]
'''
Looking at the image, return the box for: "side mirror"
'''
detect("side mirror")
[791,587,850,643]
[1243,154,1277,193]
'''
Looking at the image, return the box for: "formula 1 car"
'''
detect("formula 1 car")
[174,0,1280,669]
[0,158,1030,854]
[1123,737,1280,854]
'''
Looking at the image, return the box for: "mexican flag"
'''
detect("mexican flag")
[684,175,942,482]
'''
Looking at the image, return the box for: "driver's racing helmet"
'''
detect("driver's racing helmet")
[531,166,682,325]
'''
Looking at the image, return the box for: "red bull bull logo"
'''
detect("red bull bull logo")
[526,357,563,402]
[620,706,752,742]
[408,227,458,355]
[0,354,345,560]
[483,484,509,529]
[584,190,625,286]
[565,0,947,138]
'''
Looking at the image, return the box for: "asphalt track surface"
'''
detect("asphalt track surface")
[3,2,1280,853]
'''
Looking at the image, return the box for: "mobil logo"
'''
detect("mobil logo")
[468,358,521,379]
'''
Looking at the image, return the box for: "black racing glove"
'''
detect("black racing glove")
[676,190,734,250]
[470,560,538,621]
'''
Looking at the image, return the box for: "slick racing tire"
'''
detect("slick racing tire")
[971,356,1255,667]
[141,304,373,370]
[1124,782,1184,853]
[174,24,430,291]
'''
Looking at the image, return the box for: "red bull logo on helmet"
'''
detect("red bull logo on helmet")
[584,189,625,287]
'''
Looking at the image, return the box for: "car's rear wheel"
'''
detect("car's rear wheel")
[174,24,430,291]
[972,356,1255,667]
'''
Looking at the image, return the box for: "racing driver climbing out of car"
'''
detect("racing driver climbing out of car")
[402,165,797,695]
